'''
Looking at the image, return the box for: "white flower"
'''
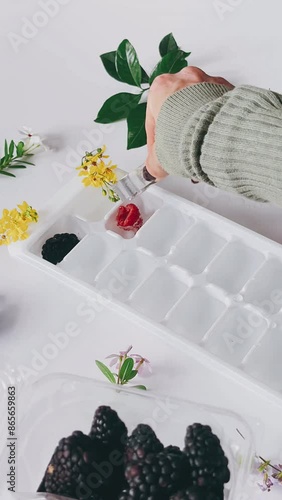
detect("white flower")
[131,354,152,377]
[19,126,49,154]
[106,345,133,368]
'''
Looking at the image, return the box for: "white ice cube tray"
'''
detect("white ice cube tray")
[10,177,282,403]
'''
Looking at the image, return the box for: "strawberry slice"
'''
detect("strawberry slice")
[116,204,143,232]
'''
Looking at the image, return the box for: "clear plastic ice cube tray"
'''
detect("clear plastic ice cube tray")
[10,374,254,499]
[9,177,282,403]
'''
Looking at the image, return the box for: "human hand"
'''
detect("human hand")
[145,66,234,180]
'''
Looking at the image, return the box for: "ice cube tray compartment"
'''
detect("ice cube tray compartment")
[11,181,282,404]
[59,232,122,285]
[243,319,282,393]
[168,223,226,274]
[29,214,89,258]
[207,242,265,294]
[105,191,163,239]
[136,206,194,257]
[95,250,157,301]
[243,258,282,315]
[166,287,227,343]
[129,267,188,322]
[69,186,117,222]
[204,306,268,367]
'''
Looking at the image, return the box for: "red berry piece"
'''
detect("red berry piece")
[116,204,143,232]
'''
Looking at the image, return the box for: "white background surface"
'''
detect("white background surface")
[1,0,282,497]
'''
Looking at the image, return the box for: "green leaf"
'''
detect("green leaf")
[127,103,147,150]
[9,140,15,158]
[116,39,142,87]
[4,140,8,156]
[119,357,134,383]
[126,369,138,381]
[9,165,27,169]
[13,160,35,166]
[16,141,25,157]
[95,92,141,124]
[95,360,116,384]
[159,33,179,57]
[100,51,122,82]
[141,67,149,84]
[0,170,16,177]
[149,50,191,85]
[131,385,147,390]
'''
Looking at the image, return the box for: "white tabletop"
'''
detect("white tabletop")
[1,0,282,497]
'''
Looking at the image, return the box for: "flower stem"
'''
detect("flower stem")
[135,359,144,372]
[117,355,124,385]
[259,456,282,473]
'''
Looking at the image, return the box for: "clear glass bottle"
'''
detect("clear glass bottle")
[113,165,156,202]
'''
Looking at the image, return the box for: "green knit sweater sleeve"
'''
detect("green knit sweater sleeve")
[155,83,282,204]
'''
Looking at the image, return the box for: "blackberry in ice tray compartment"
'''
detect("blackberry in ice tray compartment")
[105,191,163,239]
[136,206,194,257]
[59,233,122,285]
[30,215,89,259]
[204,307,268,367]
[169,224,226,274]
[166,287,226,343]
[96,250,156,302]
[243,258,282,314]
[129,267,188,322]
[208,242,264,294]
[243,319,282,393]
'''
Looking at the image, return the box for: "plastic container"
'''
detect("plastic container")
[9,178,282,403]
[13,374,254,499]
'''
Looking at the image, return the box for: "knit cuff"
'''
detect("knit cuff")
[200,85,282,202]
[155,82,231,180]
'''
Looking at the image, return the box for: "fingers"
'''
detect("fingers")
[145,101,168,180]
[145,105,155,150]
[145,142,168,181]
[179,66,234,89]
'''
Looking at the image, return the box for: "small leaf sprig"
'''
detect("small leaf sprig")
[76,145,120,202]
[256,456,282,492]
[237,429,282,493]
[0,127,48,178]
[95,33,191,150]
[95,345,152,390]
[0,201,38,245]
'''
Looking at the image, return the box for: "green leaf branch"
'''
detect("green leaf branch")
[0,128,48,179]
[95,33,191,150]
[0,139,35,178]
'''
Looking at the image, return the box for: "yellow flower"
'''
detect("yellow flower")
[77,146,119,201]
[17,201,39,222]
[0,201,38,246]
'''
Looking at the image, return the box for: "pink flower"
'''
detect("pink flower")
[131,354,152,377]
[106,345,133,368]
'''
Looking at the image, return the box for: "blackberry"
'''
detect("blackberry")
[164,445,182,454]
[170,485,223,500]
[184,424,230,493]
[125,424,164,464]
[41,233,79,264]
[89,406,128,498]
[125,448,190,499]
[89,405,128,451]
[38,431,93,498]
[38,430,116,499]
[118,486,157,499]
